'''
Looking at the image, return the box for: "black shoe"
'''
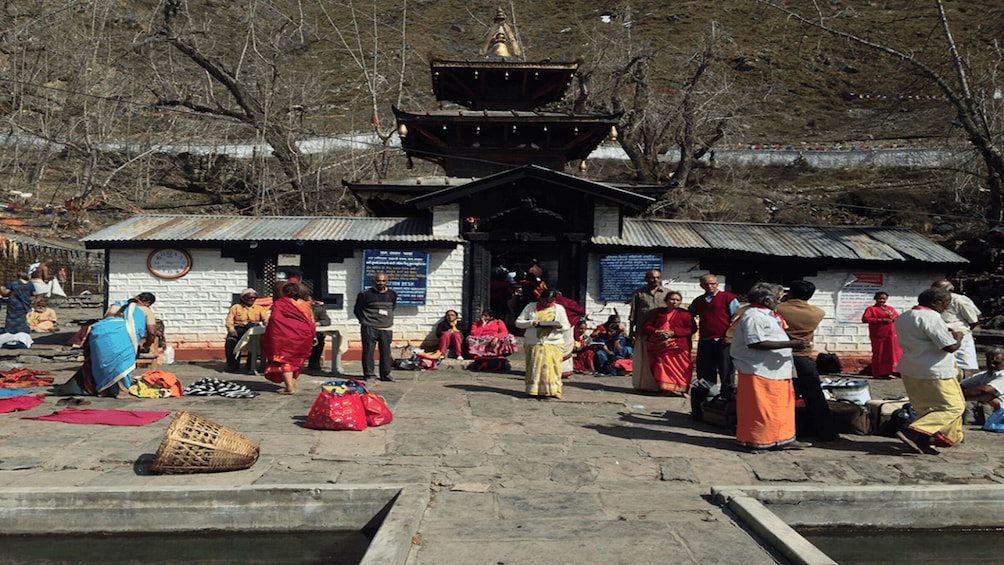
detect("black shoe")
[378,375,395,382]
[307,363,322,371]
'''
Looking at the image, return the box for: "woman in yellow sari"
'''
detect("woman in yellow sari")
[515,289,570,399]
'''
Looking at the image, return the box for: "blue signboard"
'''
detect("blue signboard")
[362,250,429,305]
[598,253,663,302]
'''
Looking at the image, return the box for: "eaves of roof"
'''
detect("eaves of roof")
[592,219,967,264]
[80,215,460,248]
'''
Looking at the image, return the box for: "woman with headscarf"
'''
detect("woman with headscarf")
[515,289,569,399]
[262,282,315,394]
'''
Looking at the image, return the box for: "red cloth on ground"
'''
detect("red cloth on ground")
[23,409,170,426]
[0,395,45,413]
[0,369,54,389]
[262,297,316,384]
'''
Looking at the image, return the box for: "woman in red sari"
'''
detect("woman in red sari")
[861,291,902,379]
[262,282,316,394]
[643,291,697,396]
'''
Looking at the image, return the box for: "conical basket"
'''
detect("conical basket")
[150,411,260,474]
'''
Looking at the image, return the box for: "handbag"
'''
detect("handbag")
[351,379,394,427]
[304,389,368,431]
[827,399,871,435]
[982,409,1004,433]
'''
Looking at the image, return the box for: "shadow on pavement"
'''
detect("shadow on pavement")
[443,383,527,398]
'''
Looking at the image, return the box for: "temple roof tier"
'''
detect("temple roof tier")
[430,59,580,110]
[393,107,621,176]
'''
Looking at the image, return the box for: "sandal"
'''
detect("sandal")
[56,397,91,407]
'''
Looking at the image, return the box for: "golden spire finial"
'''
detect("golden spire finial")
[481,7,522,58]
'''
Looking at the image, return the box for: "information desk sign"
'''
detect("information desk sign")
[598,253,663,302]
[362,250,429,305]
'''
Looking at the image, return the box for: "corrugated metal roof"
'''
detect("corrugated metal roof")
[594,219,967,264]
[80,215,459,244]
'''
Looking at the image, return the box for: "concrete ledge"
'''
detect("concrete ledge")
[712,485,1004,565]
[0,484,428,565]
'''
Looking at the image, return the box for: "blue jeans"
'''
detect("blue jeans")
[361,325,393,379]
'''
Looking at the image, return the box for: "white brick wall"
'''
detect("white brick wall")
[109,245,467,352]
[579,253,944,356]
[593,205,620,237]
[109,246,943,358]
[432,203,461,237]
[107,249,248,349]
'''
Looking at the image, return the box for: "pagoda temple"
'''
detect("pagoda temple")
[80,12,967,364]
[347,8,657,318]
[394,8,621,177]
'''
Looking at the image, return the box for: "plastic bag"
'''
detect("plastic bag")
[982,409,1004,433]
[305,390,367,431]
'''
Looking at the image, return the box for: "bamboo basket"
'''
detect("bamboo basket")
[150,411,260,474]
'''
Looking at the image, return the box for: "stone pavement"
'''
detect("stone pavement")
[2,354,1003,564]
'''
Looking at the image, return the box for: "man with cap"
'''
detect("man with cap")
[225,288,270,371]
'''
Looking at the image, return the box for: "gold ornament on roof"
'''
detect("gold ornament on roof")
[481,7,522,59]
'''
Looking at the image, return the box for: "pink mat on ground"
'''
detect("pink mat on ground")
[23,409,171,426]
[0,395,45,413]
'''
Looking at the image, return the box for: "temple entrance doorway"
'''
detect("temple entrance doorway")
[467,238,585,331]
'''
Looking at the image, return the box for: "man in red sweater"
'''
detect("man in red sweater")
[689,274,740,398]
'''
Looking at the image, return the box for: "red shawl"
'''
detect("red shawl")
[262,297,316,382]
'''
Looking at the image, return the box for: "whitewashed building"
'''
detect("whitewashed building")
[81,165,966,365]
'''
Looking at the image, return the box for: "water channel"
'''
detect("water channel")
[799,527,1002,564]
[1,530,369,565]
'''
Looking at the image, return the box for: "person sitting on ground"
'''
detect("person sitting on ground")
[592,314,627,342]
[572,319,595,374]
[961,348,1004,413]
[467,310,518,359]
[262,282,315,395]
[593,321,633,376]
[225,288,270,371]
[27,298,58,332]
[435,309,466,360]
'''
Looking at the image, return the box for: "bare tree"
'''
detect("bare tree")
[759,0,1004,226]
[573,12,742,191]
[154,0,317,213]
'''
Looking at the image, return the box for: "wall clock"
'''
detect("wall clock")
[147,248,193,279]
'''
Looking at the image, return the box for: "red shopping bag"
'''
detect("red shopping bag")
[304,390,368,431]
[349,379,394,427]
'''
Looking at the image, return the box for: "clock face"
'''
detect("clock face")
[147,248,193,279]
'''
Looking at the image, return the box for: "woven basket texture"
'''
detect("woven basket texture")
[150,411,260,474]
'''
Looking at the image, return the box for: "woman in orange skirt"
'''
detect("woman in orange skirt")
[729,283,811,451]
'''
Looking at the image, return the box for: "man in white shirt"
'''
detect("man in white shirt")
[931,279,981,371]
[894,287,964,454]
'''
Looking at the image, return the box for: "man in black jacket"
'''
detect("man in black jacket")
[354,273,398,381]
